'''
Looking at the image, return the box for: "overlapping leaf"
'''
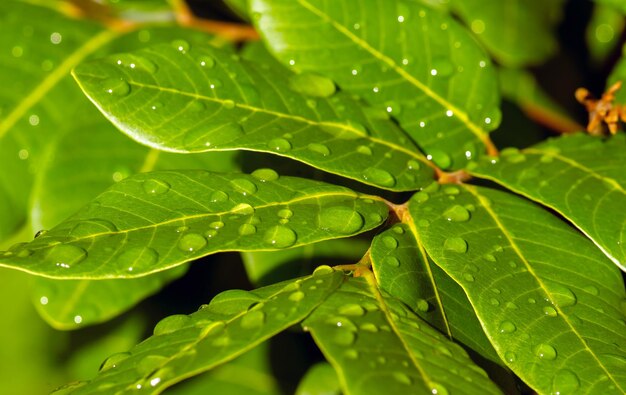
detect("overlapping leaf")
[251,0,500,168]
[468,134,626,270]
[303,276,502,394]
[450,0,564,66]
[409,184,626,394]
[295,362,340,395]
[57,269,344,394]
[370,221,500,364]
[587,4,625,65]
[1,171,388,279]
[72,43,434,191]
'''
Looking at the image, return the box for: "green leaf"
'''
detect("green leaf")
[587,4,625,65]
[303,276,502,395]
[224,0,251,20]
[370,222,501,364]
[72,43,434,191]
[449,0,563,66]
[409,184,626,394]
[241,238,369,286]
[32,266,186,329]
[468,134,626,271]
[62,269,345,394]
[1,171,388,279]
[594,0,626,14]
[295,362,340,395]
[250,0,500,168]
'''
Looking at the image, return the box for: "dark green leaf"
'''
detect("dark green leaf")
[73,43,434,191]
[251,0,501,168]
[409,184,626,394]
[295,362,340,395]
[1,171,388,279]
[304,276,502,394]
[468,134,626,271]
[587,4,625,65]
[63,269,344,394]
[370,222,501,364]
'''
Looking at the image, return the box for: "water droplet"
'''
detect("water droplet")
[178,233,207,252]
[172,39,190,53]
[384,257,400,267]
[393,372,412,385]
[426,149,452,169]
[288,72,336,97]
[143,179,170,195]
[413,191,429,203]
[547,282,577,307]
[431,57,454,77]
[543,306,558,317]
[382,236,398,249]
[463,273,475,282]
[357,145,372,155]
[47,245,87,269]
[443,205,470,222]
[267,138,292,152]
[100,352,130,372]
[277,209,293,219]
[209,221,224,230]
[102,78,130,96]
[184,122,243,148]
[484,253,496,262]
[498,321,516,334]
[289,291,305,302]
[362,167,396,187]
[238,223,257,236]
[240,310,265,329]
[430,383,449,395]
[115,247,159,272]
[251,168,279,182]
[552,369,580,394]
[416,299,430,312]
[230,178,257,196]
[222,99,235,110]
[344,349,359,359]
[583,285,599,296]
[210,190,229,203]
[443,237,467,253]
[318,206,364,234]
[263,226,297,248]
[198,55,215,68]
[154,314,191,335]
[307,143,331,156]
[534,343,557,360]
[443,186,459,195]
[338,304,366,316]
[360,323,378,332]
[313,265,333,276]
[333,330,356,346]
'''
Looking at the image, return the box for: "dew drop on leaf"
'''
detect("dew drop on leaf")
[137,355,169,375]
[288,72,336,97]
[153,314,191,336]
[277,208,294,219]
[382,236,398,249]
[251,168,279,182]
[307,142,331,156]
[238,223,257,236]
[198,55,215,68]
[443,205,470,222]
[431,57,454,77]
[343,349,359,359]
[393,372,412,385]
[333,330,356,346]
[47,244,87,269]
[362,167,396,187]
[263,225,297,248]
[240,310,265,329]
[99,352,130,372]
[115,247,159,272]
[171,39,190,53]
[230,178,257,196]
[385,257,401,267]
[443,237,468,253]
[267,137,292,152]
[534,343,557,360]
[178,233,207,252]
[318,206,364,234]
[413,191,429,203]
[498,321,516,334]
[357,145,373,155]
[313,265,333,276]
[209,221,225,230]
[429,382,448,394]
[210,190,229,203]
[426,149,452,169]
[288,291,305,302]
[416,299,430,312]
[143,179,170,195]
[338,304,366,316]
[552,369,580,394]
[101,78,130,96]
[69,219,118,237]
[543,306,558,317]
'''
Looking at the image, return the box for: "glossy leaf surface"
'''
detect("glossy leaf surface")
[370,222,500,364]
[295,362,340,395]
[73,43,434,191]
[468,134,626,270]
[64,270,344,394]
[304,276,502,394]
[409,184,626,394]
[1,171,388,278]
[251,0,500,168]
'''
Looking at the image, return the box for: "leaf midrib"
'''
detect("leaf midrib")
[464,185,624,393]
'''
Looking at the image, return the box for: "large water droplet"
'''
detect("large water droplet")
[143,179,170,195]
[137,355,169,376]
[431,57,454,77]
[172,39,190,53]
[534,343,557,360]
[238,223,257,236]
[498,321,516,334]
[154,314,191,335]
[393,372,412,385]
[357,145,372,155]
[115,247,159,272]
[230,178,257,196]
[413,191,429,203]
[198,55,215,68]
[543,306,558,317]
[313,265,333,277]
[318,206,364,234]
[426,149,452,169]
[99,352,130,372]
[416,299,430,312]
[267,138,292,152]
[307,143,331,156]
[338,304,366,316]
[344,349,359,359]
[504,351,516,363]
[552,369,580,394]
[382,236,398,249]
[429,382,449,395]
[362,168,396,187]
[240,310,265,329]
[47,245,87,269]
[263,226,297,248]
[178,233,207,252]
[69,219,117,237]
[210,190,229,203]
[251,168,279,182]
[288,72,336,97]
[443,237,467,253]
[102,78,130,96]
[547,282,577,307]
[185,122,243,149]
[443,205,470,222]
[333,330,356,346]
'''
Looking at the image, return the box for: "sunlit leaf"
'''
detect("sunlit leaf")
[1,171,388,279]
[73,43,434,191]
[61,269,344,394]
[303,276,502,394]
[409,184,626,394]
[295,362,340,395]
[468,134,626,271]
[251,0,500,168]
[370,221,501,364]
